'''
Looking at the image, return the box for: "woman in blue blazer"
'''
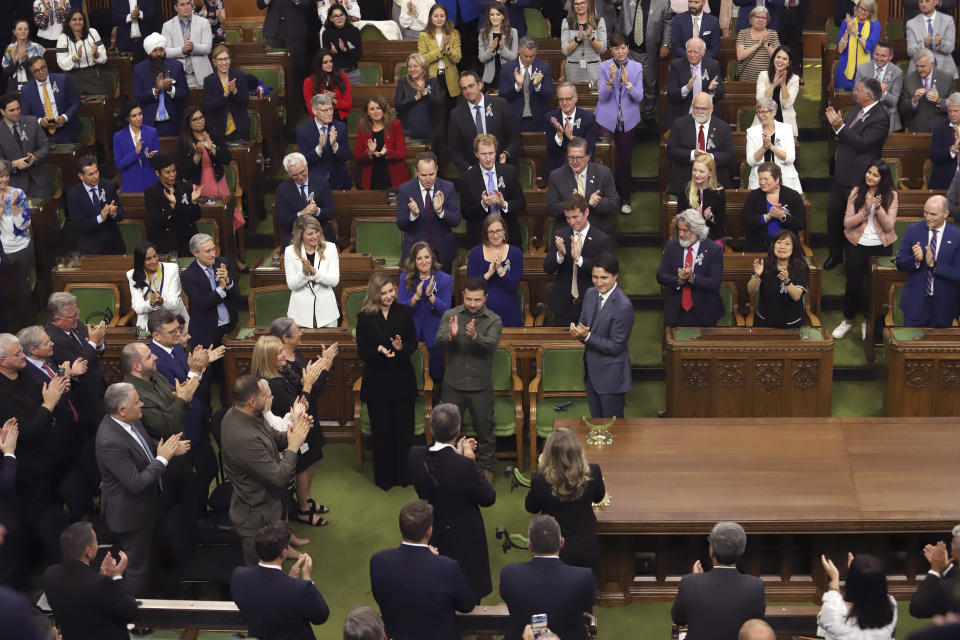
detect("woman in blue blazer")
[203,45,250,143]
[397,241,452,385]
[113,99,160,193]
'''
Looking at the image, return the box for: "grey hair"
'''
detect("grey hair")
[556,81,577,95]
[674,208,709,241]
[748,5,769,19]
[953,524,960,547]
[104,382,137,414]
[946,92,960,108]
[518,35,537,51]
[709,521,748,564]
[268,317,296,339]
[16,326,48,355]
[685,37,706,52]
[47,291,77,318]
[913,47,935,64]
[0,159,10,176]
[310,92,333,109]
[0,333,19,358]
[756,97,778,114]
[430,403,461,442]
[342,604,385,640]
[283,151,307,172]
[189,233,214,255]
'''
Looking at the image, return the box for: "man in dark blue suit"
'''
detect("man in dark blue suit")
[665,39,725,127]
[498,37,555,133]
[276,152,336,247]
[671,0,722,60]
[180,233,240,351]
[66,156,126,255]
[21,57,81,144]
[231,520,330,640]
[895,195,960,327]
[112,0,159,60]
[370,500,476,640]
[656,209,724,327]
[295,93,352,191]
[397,152,462,274]
[570,252,634,419]
[500,515,596,640]
[544,83,598,175]
[927,100,960,190]
[133,33,190,137]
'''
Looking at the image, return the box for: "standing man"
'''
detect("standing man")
[434,281,503,485]
[296,94,352,191]
[671,0,721,60]
[895,195,960,327]
[221,375,310,565]
[397,151,462,273]
[905,0,958,81]
[95,382,190,595]
[457,134,526,247]
[122,341,200,440]
[824,78,890,269]
[20,56,81,144]
[900,48,952,134]
[144,153,202,255]
[620,0,673,126]
[570,252,634,419]
[656,209,724,327]
[66,156,126,255]
[779,0,809,80]
[256,0,318,112]
[544,83,598,175]
[665,38,724,127]
[909,525,960,618]
[853,40,902,133]
[498,37,555,133]
[544,194,613,328]
[275,151,336,247]
[162,0,214,88]
[546,137,619,237]
[928,93,960,190]
[133,33,190,137]
[665,91,734,196]
[112,0,159,61]
[447,71,521,172]
[0,93,51,199]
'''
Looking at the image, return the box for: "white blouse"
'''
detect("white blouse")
[127,263,190,333]
[745,120,802,194]
[816,590,897,640]
[56,28,107,71]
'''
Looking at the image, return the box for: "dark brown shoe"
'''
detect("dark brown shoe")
[482,469,495,485]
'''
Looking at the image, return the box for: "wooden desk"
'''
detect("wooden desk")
[52,255,137,312]
[885,328,960,416]
[555,417,960,604]
[361,40,417,83]
[866,256,905,363]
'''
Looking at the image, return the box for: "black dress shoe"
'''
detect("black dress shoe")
[823,256,842,270]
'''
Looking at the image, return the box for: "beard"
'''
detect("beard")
[692,112,709,125]
[149,54,169,77]
[678,235,698,248]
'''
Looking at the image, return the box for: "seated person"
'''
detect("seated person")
[303,51,351,123]
[144,153,201,255]
[284,216,340,329]
[498,36,554,133]
[398,241,453,383]
[656,208,724,328]
[55,10,108,96]
[928,93,960,190]
[900,48,952,133]
[909,525,960,618]
[905,0,958,81]
[0,93,51,199]
[677,152,725,246]
[397,151,462,273]
[354,96,411,190]
[546,136,618,237]
[478,3,518,92]
[671,0,721,60]
[133,32,190,137]
[467,213,524,328]
[746,229,809,328]
[21,55,81,144]
[394,53,444,142]
[127,241,189,335]
[665,92,734,196]
[853,39,903,133]
[665,37,724,129]
[203,44,250,143]
[544,82,597,175]
[745,98,801,193]
[741,162,806,253]
[296,93,352,191]
[161,0,214,88]
[753,46,800,137]
[560,0,607,85]
[457,133,525,247]
[66,155,125,255]
[275,151,336,247]
[112,0,159,60]
[113,99,161,193]
[447,71,521,172]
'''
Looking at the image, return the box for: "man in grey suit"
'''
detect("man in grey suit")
[905,3,958,80]
[621,0,674,124]
[0,93,51,199]
[854,39,903,132]
[161,0,214,88]
[570,252,634,418]
[95,382,190,596]
[221,374,311,566]
[546,137,619,237]
[900,48,952,133]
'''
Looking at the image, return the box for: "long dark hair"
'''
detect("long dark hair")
[311,50,346,94]
[403,241,440,292]
[765,45,794,86]
[480,2,513,50]
[844,554,894,629]
[132,241,158,291]
[64,9,90,43]
[180,105,209,144]
[852,161,894,213]
[763,229,807,277]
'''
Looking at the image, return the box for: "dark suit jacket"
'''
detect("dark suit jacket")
[295,118,352,190]
[66,179,126,255]
[46,321,107,426]
[665,57,726,126]
[21,360,78,454]
[929,119,959,190]
[95,414,165,534]
[202,68,250,141]
[666,115,734,194]
[500,557,596,640]
[833,101,890,187]
[396,177,462,270]
[408,445,496,599]
[671,567,766,640]
[144,179,200,255]
[176,131,232,185]
[670,11,722,59]
[0,586,48,640]
[149,341,190,385]
[740,185,806,253]
[370,543,476,640]
[498,58,555,132]
[543,224,613,321]
[132,57,190,136]
[909,565,960,618]
[0,452,18,534]
[180,258,241,349]
[580,284,634,395]
[900,69,953,134]
[908,624,960,640]
[657,238,725,326]
[42,559,138,640]
[20,74,82,144]
[231,565,329,640]
[677,186,726,241]
[546,163,619,236]
[275,172,336,247]
[896,220,960,327]
[0,374,59,484]
[447,96,522,172]
[544,107,597,174]
[355,302,418,404]
[0,116,52,198]
[457,162,525,246]
[112,0,159,53]
[257,0,317,41]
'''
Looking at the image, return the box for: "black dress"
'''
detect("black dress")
[754,262,810,328]
[525,463,605,571]
[269,349,326,471]
[677,187,727,242]
[370,130,390,190]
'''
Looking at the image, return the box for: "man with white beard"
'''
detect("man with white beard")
[656,208,725,327]
[665,91,735,195]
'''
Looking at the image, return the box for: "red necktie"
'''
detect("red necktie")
[697,125,705,152]
[681,247,694,312]
[41,362,79,422]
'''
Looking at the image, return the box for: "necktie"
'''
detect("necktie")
[927,229,939,295]
[850,109,865,127]
[928,18,934,37]
[300,184,307,201]
[697,125,705,152]
[570,232,583,298]
[321,125,328,138]
[564,115,571,133]
[90,187,100,211]
[423,188,434,246]
[925,75,932,93]
[682,247,694,311]
[576,172,585,196]
[521,68,532,118]
[156,86,168,121]
[12,123,23,152]
[633,1,644,47]
[954,125,960,168]
[69,331,83,348]
[486,171,499,213]
[692,65,702,98]
[205,266,230,325]
[41,362,79,422]
[764,132,776,163]
[474,105,484,134]
[41,81,56,135]
[692,15,700,38]
[875,66,883,80]
[590,292,603,326]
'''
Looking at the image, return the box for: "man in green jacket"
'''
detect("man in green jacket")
[121,341,199,440]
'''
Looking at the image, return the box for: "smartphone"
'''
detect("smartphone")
[531,614,548,639]
[57,367,66,378]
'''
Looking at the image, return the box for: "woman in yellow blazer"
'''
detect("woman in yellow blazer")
[417,4,462,101]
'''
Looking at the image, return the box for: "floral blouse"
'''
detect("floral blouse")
[194,0,226,44]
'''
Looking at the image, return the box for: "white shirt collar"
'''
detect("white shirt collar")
[572,222,591,239]
[151,339,174,356]
[695,117,711,132]
[930,222,947,235]
[315,119,332,132]
[562,107,577,119]
[533,554,561,559]
[26,356,47,371]
[401,541,430,548]
[684,239,702,257]
[469,95,486,115]
[257,562,282,570]
[599,283,618,302]
[429,441,455,452]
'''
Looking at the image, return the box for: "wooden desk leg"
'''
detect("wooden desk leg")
[597,535,633,607]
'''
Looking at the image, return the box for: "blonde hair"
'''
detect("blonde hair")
[361,272,396,314]
[251,335,282,379]
[539,429,591,501]
[685,152,722,210]
[405,52,428,88]
[292,215,327,261]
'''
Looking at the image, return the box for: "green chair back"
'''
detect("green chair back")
[888,161,900,187]
[738,108,754,132]
[361,24,387,40]
[196,219,218,246]
[224,28,242,44]
[885,20,904,39]
[544,217,555,244]
[99,69,119,97]
[411,345,425,390]
[344,289,366,329]
[827,20,839,46]
[396,64,409,79]
[117,220,143,251]
[882,219,912,266]
[71,287,118,324]
[78,115,95,144]
[517,219,530,253]
[891,284,904,326]
[541,348,584,392]
[224,163,238,193]
[252,289,291,326]
[248,110,261,140]
[347,111,362,135]
[254,26,265,43]
[515,285,527,324]
[524,8,549,38]
[355,220,403,263]
[246,66,283,94]
[718,285,735,327]
[357,63,382,85]
[518,161,534,189]
[727,60,739,81]
[925,160,934,187]
[897,60,910,76]
[490,347,511,391]
[47,166,61,195]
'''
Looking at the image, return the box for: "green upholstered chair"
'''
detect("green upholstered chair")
[885,283,905,327]
[248,110,262,142]
[460,346,525,468]
[353,343,433,470]
[727,60,739,81]
[716,282,740,327]
[528,343,587,470]
[247,285,291,327]
[885,158,905,189]
[357,62,383,85]
[395,63,408,80]
[351,218,403,266]
[224,28,242,44]
[64,283,121,326]
[884,20,904,39]
[517,219,531,254]
[99,69,120,98]
[524,8,549,38]
[77,115,95,145]
[360,24,387,40]
[196,218,220,248]
[826,19,839,47]
[339,285,367,329]
[518,159,535,189]
[737,106,754,132]
[117,219,144,253]
[253,26,265,43]
[347,111,362,136]
[243,65,284,96]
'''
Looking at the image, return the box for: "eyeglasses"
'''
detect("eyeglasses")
[756,109,773,115]
[557,96,575,102]
[215,57,230,63]
[190,115,205,122]
[567,155,586,161]
[488,228,505,236]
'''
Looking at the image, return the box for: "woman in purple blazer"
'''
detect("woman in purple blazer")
[595,32,643,214]
[113,99,160,193]
[397,241,452,384]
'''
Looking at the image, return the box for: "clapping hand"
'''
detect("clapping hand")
[188,345,210,374]
[677,266,692,283]
[588,189,601,207]
[366,138,378,156]
[70,357,88,376]
[692,559,704,574]
[912,241,924,263]
[927,87,941,104]
[432,189,444,212]
[753,258,764,277]
[0,418,18,456]
[301,256,316,275]
[620,65,629,85]
[533,69,544,87]
[183,36,194,54]
[569,322,589,339]
[777,267,790,283]
[708,75,719,91]
[825,106,843,128]
[215,263,230,288]
[157,432,191,459]
[550,116,563,134]
[328,126,338,147]
[87,320,107,345]
[173,375,201,402]
[390,334,403,351]
[774,68,786,86]
[407,197,419,217]
[821,554,841,589]
[554,235,566,256]
[608,63,617,83]
[702,206,713,220]
[448,314,459,337]
[208,345,226,362]
[923,541,951,574]
[465,318,477,340]
[99,550,128,578]
[456,436,477,459]
[289,552,313,580]
[926,244,936,268]
[191,183,204,203]
[377,344,395,358]
[914,87,928,102]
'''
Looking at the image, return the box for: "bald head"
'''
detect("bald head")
[692,92,713,124]
[686,37,706,65]
[738,619,774,640]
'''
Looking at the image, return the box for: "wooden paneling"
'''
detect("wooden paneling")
[886,328,960,415]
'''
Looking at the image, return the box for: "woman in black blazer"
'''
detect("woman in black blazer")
[525,428,605,572]
[355,272,419,491]
[176,105,233,186]
[677,152,727,245]
[740,162,806,253]
[203,44,250,143]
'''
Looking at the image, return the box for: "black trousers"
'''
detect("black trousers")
[827,182,855,261]
[551,298,583,328]
[780,4,810,77]
[843,241,892,319]
[369,398,415,491]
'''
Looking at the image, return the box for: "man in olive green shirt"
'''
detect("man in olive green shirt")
[121,341,199,440]
[435,278,503,483]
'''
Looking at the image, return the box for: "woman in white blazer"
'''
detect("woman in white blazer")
[284,216,340,328]
[752,46,800,136]
[746,98,801,193]
[127,241,189,334]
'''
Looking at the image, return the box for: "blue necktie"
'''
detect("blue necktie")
[927,229,939,296]
[928,18,934,37]
[486,171,499,214]
[90,187,100,211]
[156,89,168,121]
[206,266,230,325]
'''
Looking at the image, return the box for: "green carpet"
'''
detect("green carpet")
[629,311,665,367]
[812,248,846,298]
[619,247,664,296]
[619,191,661,234]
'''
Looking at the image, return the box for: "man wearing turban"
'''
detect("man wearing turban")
[132,32,190,137]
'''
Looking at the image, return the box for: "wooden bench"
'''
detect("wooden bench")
[672,605,820,640]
